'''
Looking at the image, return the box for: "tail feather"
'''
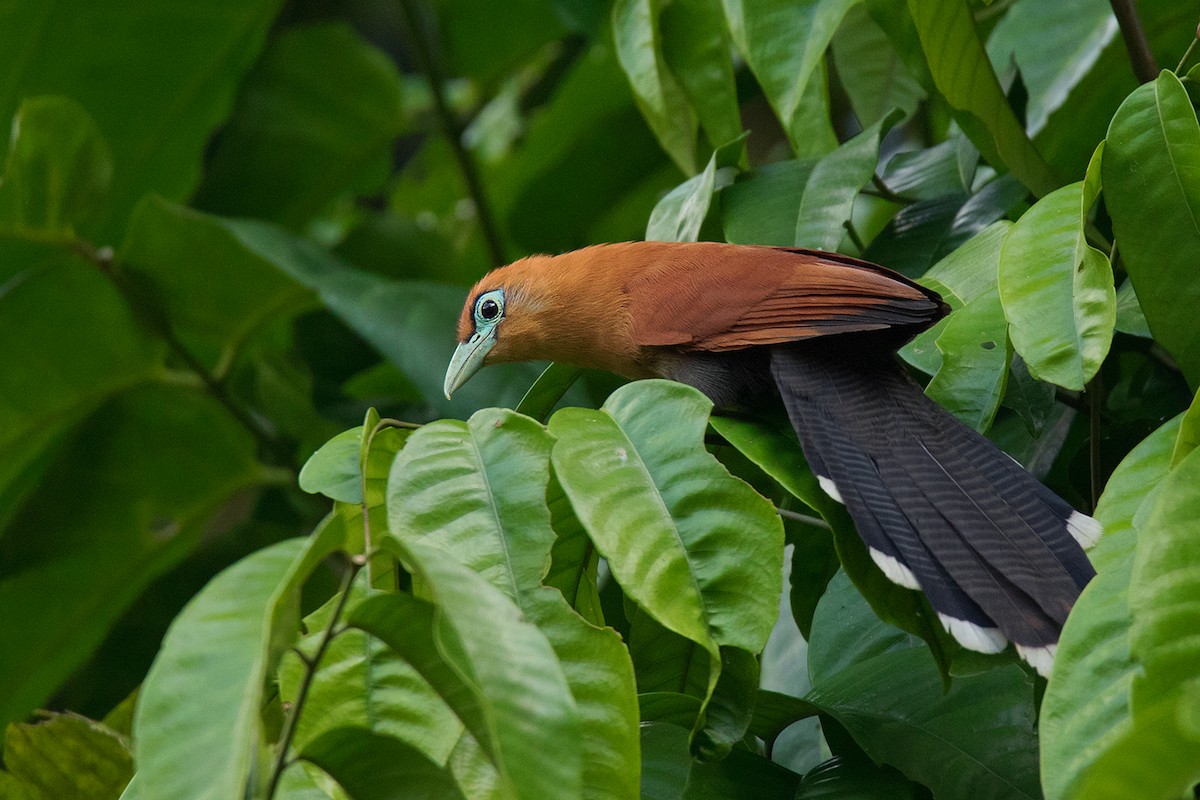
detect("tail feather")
[769,340,1096,675]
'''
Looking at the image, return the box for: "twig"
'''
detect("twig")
[265,558,362,799]
[1085,375,1103,512]
[776,507,832,531]
[75,241,298,470]
[842,219,866,253]
[1109,0,1159,84]
[1175,34,1198,74]
[396,0,508,267]
[870,175,918,205]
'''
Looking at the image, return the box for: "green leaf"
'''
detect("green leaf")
[797,757,921,799]
[356,535,584,800]
[215,217,543,416]
[1,713,131,800]
[612,0,698,173]
[1172,390,1200,468]
[194,23,409,229]
[722,159,818,245]
[1041,414,1182,800]
[0,240,161,535]
[544,470,604,626]
[721,0,858,157]
[0,97,112,237]
[298,727,466,800]
[119,197,312,369]
[660,0,743,149]
[901,222,1013,431]
[384,407,639,798]
[985,0,1118,137]
[999,178,1115,391]
[646,136,745,243]
[0,0,284,241]
[830,5,926,126]
[1113,279,1152,339]
[806,573,1041,800]
[550,381,784,756]
[905,0,1059,196]
[0,386,259,729]
[639,722,801,799]
[795,109,902,251]
[299,426,366,504]
[1105,70,1200,388]
[129,519,346,800]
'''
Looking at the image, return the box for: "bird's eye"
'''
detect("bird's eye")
[474,289,505,325]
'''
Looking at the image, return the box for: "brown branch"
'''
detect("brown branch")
[1109,0,1160,84]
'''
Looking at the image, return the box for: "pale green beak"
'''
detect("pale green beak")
[444,331,496,399]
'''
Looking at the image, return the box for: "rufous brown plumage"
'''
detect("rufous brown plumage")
[445,241,1097,677]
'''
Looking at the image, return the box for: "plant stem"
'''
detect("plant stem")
[1109,0,1159,84]
[396,0,508,267]
[1085,375,1103,511]
[776,507,832,531]
[870,175,917,205]
[264,559,362,800]
[1176,36,1199,74]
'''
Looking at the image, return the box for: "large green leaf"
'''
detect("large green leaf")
[0,0,283,242]
[999,172,1115,391]
[550,381,784,756]
[195,23,408,228]
[385,408,639,798]
[0,386,259,730]
[904,0,1059,196]
[0,240,161,533]
[720,0,857,156]
[612,0,698,173]
[722,159,818,245]
[119,197,313,369]
[660,0,742,149]
[646,150,722,243]
[1040,414,1182,800]
[794,110,901,251]
[0,712,132,800]
[806,572,1041,800]
[356,534,583,800]
[830,4,925,126]
[0,96,112,237]
[639,722,800,799]
[214,217,542,417]
[1104,70,1200,388]
[127,518,346,800]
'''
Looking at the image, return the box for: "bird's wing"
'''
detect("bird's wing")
[628,247,947,352]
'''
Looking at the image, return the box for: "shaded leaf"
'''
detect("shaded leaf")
[830,5,926,126]
[1105,70,1200,388]
[1,713,131,800]
[660,0,743,149]
[299,727,466,800]
[639,722,800,800]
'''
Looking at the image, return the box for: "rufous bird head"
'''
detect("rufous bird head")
[443,244,646,398]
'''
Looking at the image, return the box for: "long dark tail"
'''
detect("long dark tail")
[770,340,1097,676]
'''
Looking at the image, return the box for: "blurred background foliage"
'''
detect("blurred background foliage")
[1,0,1200,798]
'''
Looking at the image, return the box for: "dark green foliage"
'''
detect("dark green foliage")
[0,1,1198,798]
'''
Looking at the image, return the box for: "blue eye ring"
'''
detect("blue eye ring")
[473,289,505,326]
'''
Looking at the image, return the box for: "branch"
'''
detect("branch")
[396,0,508,267]
[1109,0,1159,84]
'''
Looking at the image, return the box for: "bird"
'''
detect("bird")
[443,241,1098,677]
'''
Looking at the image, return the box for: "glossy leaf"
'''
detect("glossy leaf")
[795,110,902,251]
[299,727,465,800]
[1041,414,1182,800]
[639,722,800,799]
[647,150,721,243]
[0,0,283,241]
[550,381,784,755]
[129,519,346,800]
[299,426,366,504]
[722,159,818,245]
[358,534,583,800]
[660,0,742,149]
[1105,70,1200,388]
[515,363,584,422]
[830,5,925,126]
[999,180,1115,390]
[0,97,112,237]
[720,0,857,156]
[195,23,408,228]
[905,0,1059,196]
[806,573,1041,800]
[612,0,698,173]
